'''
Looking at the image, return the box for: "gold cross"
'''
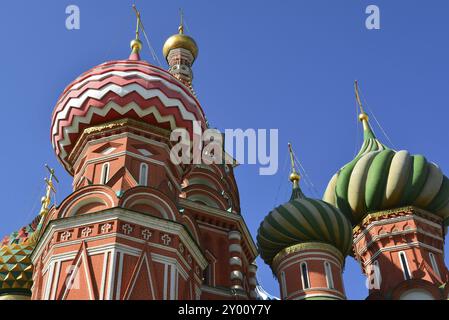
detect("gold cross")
[40,164,59,215]
[354,80,366,115]
[132,4,142,40]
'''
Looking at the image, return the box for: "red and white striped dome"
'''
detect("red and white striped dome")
[51,59,207,173]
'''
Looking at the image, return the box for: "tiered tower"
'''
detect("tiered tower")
[0,9,258,300]
[323,82,449,299]
[257,145,353,300]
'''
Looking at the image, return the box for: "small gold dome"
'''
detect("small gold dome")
[289,172,300,183]
[130,39,142,52]
[359,112,369,122]
[162,26,198,61]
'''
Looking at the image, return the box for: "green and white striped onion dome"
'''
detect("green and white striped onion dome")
[257,185,353,267]
[323,116,449,227]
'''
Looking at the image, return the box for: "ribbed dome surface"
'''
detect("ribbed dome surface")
[257,186,353,266]
[323,119,449,226]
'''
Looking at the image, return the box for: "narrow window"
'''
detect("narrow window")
[300,262,310,289]
[203,265,212,286]
[280,271,287,298]
[139,163,148,186]
[101,162,110,184]
[399,251,411,280]
[324,261,334,289]
[429,252,441,279]
[373,260,382,289]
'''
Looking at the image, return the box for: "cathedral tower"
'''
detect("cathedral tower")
[323,81,449,300]
[15,8,257,300]
[257,145,353,300]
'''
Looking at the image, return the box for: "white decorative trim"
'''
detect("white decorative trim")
[356,227,444,255]
[163,264,168,300]
[115,252,124,299]
[277,252,341,272]
[32,207,207,269]
[43,262,56,300]
[99,251,109,300]
[60,191,114,218]
[106,249,117,300]
[354,213,443,244]
[50,261,61,300]
[361,242,443,266]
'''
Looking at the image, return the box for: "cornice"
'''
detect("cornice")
[31,207,208,269]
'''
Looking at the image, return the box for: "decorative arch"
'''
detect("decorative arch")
[391,279,442,300]
[120,187,179,221]
[57,185,117,218]
[184,185,229,210]
[181,214,201,245]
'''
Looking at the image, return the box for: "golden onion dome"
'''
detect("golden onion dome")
[162,25,198,61]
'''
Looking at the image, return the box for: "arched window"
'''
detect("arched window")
[300,262,310,289]
[101,162,110,184]
[373,260,382,289]
[399,251,411,280]
[203,265,212,286]
[324,261,334,289]
[429,252,441,279]
[280,271,287,298]
[139,163,148,186]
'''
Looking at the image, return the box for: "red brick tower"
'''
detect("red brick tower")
[323,82,449,300]
[29,10,257,300]
[257,145,353,300]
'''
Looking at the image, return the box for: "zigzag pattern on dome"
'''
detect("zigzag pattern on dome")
[51,60,207,173]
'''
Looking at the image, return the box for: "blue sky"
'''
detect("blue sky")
[0,0,448,300]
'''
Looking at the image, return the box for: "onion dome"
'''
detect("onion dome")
[0,242,34,297]
[323,82,449,226]
[0,167,58,298]
[162,24,198,62]
[51,28,206,173]
[257,144,353,267]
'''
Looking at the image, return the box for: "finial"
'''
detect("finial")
[354,80,369,123]
[130,4,143,60]
[178,8,184,34]
[354,80,378,140]
[40,164,59,216]
[288,143,300,187]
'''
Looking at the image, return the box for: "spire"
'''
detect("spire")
[353,81,387,158]
[354,80,376,140]
[354,80,381,142]
[288,143,304,200]
[129,4,143,61]
[178,8,184,34]
[25,165,59,245]
[162,10,198,90]
[40,164,59,216]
